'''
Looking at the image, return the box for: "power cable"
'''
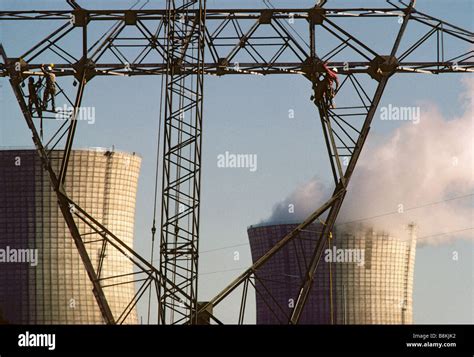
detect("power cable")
[190,193,474,256]
[147,38,166,326]
[197,226,473,277]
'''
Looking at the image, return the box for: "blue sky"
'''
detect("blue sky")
[0,0,472,324]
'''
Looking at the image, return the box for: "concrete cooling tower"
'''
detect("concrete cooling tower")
[248,223,417,324]
[0,149,141,324]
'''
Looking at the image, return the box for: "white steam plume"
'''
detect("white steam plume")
[262,78,473,245]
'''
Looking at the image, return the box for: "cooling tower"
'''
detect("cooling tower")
[248,223,332,324]
[248,223,416,324]
[333,225,417,324]
[0,149,141,324]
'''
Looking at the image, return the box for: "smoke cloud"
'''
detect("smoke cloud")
[262,178,329,225]
[262,78,473,245]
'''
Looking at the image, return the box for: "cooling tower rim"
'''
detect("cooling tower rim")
[0,146,142,158]
[248,222,417,242]
[247,221,323,231]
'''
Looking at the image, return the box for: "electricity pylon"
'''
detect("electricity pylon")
[0,0,472,324]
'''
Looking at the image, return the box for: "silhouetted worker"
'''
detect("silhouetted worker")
[311,77,325,105]
[27,77,42,117]
[42,65,56,111]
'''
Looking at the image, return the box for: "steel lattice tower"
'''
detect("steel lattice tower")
[0,0,472,324]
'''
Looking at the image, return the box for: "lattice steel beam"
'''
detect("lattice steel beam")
[1,5,472,77]
[159,0,206,325]
[1,0,472,325]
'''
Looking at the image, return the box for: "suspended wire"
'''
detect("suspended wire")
[199,267,247,276]
[336,192,474,227]
[147,41,166,327]
[187,193,474,257]
[200,243,249,254]
[88,0,148,57]
[411,227,474,243]
[263,0,310,49]
[196,226,473,277]
[149,193,473,280]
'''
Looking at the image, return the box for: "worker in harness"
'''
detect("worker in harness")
[41,64,56,111]
[322,62,339,108]
[311,62,339,109]
[27,77,42,117]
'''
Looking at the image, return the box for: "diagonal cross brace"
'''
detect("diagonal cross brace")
[0,44,116,324]
[289,0,416,324]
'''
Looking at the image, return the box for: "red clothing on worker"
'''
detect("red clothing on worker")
[322,63,339,89]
